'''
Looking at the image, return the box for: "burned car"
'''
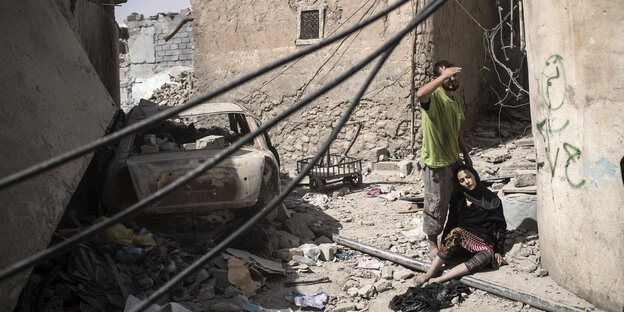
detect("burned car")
[102,102,281,216]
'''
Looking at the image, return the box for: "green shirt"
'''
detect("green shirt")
[421,87,465,168]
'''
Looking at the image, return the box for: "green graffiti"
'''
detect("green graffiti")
[536,119,548,142]
[563,142,586,188]
[545,146,560,178]
[535,55,584,188]
[549,119,569,133]
[543,55,566,111]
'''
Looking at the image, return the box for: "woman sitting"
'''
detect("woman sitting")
[415,165,507,286]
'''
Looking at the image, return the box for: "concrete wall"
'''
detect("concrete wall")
[0,1,117,310]
[190,0,496,170]
[429,0,498,129]
[55,0,121,106]
[120,10,194,110]
[524,1,624,311]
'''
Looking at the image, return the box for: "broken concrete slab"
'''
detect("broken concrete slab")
[513,170,537,187]
[196,135,225,149]
[501,193,537,230]
[483,149,512,163]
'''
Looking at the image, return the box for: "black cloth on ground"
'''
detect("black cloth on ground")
[388,280,471,312]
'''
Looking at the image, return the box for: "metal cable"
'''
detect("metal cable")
[130,1,448,309]
[129,37,402,312]
[0,0,448,283]
[0,0,411,191]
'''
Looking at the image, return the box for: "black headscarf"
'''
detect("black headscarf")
[443,165,507,253]
[457,165,502,211]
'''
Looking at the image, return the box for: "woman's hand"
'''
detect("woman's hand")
[494,253,505,265]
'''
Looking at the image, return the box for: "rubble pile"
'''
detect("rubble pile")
[125,100,238,155]
[14,215,297,312]
[266,186,549,312]
[149,71,196,107]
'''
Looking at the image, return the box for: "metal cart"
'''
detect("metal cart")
[296,122,363,192]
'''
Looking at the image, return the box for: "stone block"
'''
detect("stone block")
[398,159,413,175]
[314,235,333,245]
[274,248,303,261]
[298,243,321,261]
[483,149,512,163]
[181,143,196,150]
[375,161,399,171]
[374,280,392,292]
[381,266,394,280]
[369,147,389,162]
[196,135,225,149]
[358,284,376,298]
[514,169,536,187]
[393,268,414,280]
[195,269,210,284]
[164,55,179,61]
[334,303,356,312]
[318,243,337,261]
[276,230,300,249]
[144,134,157,145]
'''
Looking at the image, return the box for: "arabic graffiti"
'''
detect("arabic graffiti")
[536,55,586,188]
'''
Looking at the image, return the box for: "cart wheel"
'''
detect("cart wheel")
[310,176,326,192]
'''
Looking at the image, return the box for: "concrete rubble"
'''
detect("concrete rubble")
[15,101,600,311]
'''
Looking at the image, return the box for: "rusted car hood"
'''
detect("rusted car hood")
[126,147,265,214]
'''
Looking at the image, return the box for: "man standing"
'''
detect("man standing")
[416,60,472,256]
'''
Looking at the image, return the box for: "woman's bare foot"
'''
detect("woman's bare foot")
[414,274,430,287]
[427,240,439,257]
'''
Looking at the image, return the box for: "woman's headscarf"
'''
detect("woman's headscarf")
[455,165,501,210]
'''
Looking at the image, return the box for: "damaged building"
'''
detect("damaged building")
[120,10,195,111]
[190,0,502,168]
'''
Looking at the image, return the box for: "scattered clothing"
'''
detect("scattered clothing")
[365,187,389,198]
[388,280,471,312]
[284,291,328,309]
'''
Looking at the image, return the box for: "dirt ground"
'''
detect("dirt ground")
[16,106,607,312]
[246,178,599,311]
[244,112,604,311]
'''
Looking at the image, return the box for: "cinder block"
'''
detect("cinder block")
[514,169,537,187]
[369,147,389,162]
[181,143,196,150]
[196,135,225,149]
[398,159,413,176]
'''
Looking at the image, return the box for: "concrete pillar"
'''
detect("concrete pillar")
[524,1,624,311]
